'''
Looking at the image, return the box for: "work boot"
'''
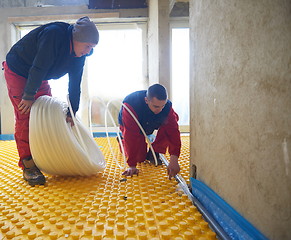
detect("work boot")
[22,157,46,186]
[146,151,162,165]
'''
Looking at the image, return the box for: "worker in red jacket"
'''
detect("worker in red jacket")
[2,17,99,186]
[118,84,181,178]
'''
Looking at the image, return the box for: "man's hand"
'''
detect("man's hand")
[167,155,180,179]
[122,166,139,177]
[66,116,75,127]
[18,99,34,114]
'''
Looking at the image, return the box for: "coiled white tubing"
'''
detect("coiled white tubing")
[29,96,106,176]
[104,99,159,167]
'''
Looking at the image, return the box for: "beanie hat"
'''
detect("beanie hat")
[73,16,99,44]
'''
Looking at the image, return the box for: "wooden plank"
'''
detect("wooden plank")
[8,12,120,25]
[89,0,147,9]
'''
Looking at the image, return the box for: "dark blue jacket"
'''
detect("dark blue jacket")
[6,22,92,113]
[118,90,172,135]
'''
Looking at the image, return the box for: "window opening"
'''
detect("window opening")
[171,28,190,130]
[20,23,147,131]
[88,24,146,129]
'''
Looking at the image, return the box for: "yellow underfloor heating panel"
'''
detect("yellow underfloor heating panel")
[0,136,217,240]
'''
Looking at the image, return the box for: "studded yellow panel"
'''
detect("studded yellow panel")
[0,136,216,240]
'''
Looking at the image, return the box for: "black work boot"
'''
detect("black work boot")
[146,151,162,165]
[22,157,46,186]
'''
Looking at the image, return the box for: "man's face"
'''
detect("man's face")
[73,41,96,57]
[145,97,167,114]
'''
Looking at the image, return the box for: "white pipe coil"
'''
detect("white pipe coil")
[104,99,158,167]
[29,96,106,176]
[104,99,127,170]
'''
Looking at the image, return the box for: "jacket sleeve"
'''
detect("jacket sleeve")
[68,57,85,114]
[121,103,147,167]
[24,26,63,98]
[160,108,181,157]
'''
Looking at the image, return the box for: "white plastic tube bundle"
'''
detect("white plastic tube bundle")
[104,99,158,167]
[29,96,106,176]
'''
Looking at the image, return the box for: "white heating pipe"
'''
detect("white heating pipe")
[29,96,106,176]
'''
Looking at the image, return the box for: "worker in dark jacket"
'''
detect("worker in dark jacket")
[2,16,99,186]
[118,84,181,178]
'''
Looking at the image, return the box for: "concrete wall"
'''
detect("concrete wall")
[148,0,171,91]
[190,1,291,239]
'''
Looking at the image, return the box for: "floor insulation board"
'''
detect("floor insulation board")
[0,136,217,240]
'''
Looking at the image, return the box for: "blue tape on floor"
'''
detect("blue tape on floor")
[0,134,14,140]
[93,132,117,138]
[190,178,269,240]
[0,133,117,140]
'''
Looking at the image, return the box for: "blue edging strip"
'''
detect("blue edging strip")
[190,178,269,240]
[0,134,15,141]
[92,132,117,138]
[0,133,118,140]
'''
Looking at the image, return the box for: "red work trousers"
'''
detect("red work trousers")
[119,124,169,167]
[2,61,52,168]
